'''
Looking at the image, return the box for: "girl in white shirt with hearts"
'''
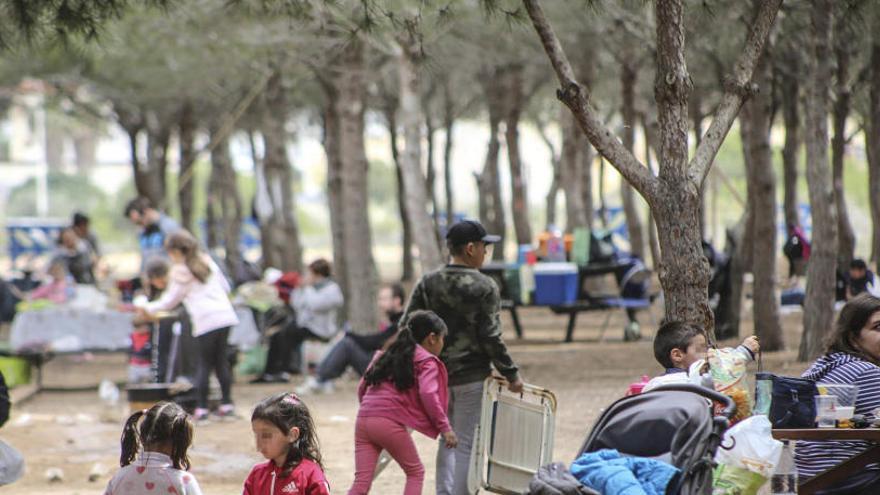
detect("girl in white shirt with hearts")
[105,401,204,495]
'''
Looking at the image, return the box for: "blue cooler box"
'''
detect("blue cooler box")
[533,263,579,305]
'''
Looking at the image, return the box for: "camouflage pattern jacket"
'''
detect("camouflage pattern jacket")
[403,264,519,386]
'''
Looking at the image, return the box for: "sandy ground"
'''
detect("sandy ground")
[1,304,813,494]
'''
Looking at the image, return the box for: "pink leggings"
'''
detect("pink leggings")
[348,415,425,495]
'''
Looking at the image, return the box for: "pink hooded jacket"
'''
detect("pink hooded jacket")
[357,345,451,438]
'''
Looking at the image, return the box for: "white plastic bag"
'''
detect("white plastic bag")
[0,440,24,485]
[713,415,783,494]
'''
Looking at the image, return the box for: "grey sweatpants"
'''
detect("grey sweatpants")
[436,380,484,495]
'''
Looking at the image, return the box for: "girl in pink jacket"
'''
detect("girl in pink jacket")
[348,310,457,495]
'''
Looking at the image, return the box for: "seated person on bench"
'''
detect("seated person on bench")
[297,283,405,394]
[252,259,344,383]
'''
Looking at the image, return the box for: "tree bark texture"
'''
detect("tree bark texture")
[259,67,304,273]
[320,82,349,321]
[869,33,880,267]
[398,37,444,272]
[621,57,646,258]
[442,80,456,229]
[522,0,781,340]
[207,125,243,276]
[537,122,561,229]
[561,111,589,233]
[504,64,533,246]
[799,0,837,362]
[332,38,378,334]
[117,105,163,208]
[479,68,507,261]
[740,44,783,351]
[780,49,802,230]
[178,101,196,232]
[832,18,855,271]
[145,112,172,208]
[381,90,415,282]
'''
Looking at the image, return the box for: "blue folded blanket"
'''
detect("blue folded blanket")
[570,449,680,495]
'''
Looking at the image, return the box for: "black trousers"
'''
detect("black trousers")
[195,327,232,409]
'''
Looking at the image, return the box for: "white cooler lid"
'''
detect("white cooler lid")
[533,262,578,274]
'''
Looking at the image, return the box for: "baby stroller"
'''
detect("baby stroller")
[577,384,735,495]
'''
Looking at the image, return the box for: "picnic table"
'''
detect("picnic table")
[772,428,880,494]
[481,258,655,342]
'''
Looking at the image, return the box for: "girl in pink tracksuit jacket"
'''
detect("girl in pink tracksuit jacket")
[348,310,457,495]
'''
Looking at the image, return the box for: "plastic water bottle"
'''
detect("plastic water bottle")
[770,441,798,494]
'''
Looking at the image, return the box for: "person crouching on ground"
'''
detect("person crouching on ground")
[348,310,457,495]
[643,321,759,392]
[138,231,239,422]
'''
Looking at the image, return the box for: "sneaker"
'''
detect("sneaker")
[296,377,334,395]
[192,408,210,423]
[213,404,238,421]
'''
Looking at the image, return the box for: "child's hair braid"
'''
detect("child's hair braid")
[119,401,193,470]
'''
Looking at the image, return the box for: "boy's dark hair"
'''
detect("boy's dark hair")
[120,401,193,470]
[145,258,170,280]
[653,321,704,369]
[364,310,447,391]
[308,258,332,278]
[124,197,153,218]
[851,258,868,271]
[447,240,466,257]
[72,212,89,227]
[388,283,406,305]
[252,392,322,475]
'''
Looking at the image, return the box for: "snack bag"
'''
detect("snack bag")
[708,347,752,423]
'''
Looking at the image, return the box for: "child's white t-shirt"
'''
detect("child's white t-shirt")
[105,451,203,495]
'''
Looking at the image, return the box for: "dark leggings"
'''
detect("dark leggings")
[196,327,232,409]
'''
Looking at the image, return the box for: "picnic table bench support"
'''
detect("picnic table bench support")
[799,445,880,494]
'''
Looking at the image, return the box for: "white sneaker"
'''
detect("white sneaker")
[296,377,335,395]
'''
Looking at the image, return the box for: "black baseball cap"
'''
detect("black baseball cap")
[445,220,501,246]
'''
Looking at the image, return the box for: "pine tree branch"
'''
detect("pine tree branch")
[689,0,784,187]
[521,0,657,201]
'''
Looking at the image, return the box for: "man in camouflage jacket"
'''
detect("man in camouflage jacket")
[403,219,523,495]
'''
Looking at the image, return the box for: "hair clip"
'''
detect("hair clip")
[283,393,301,405]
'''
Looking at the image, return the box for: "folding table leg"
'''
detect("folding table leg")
[564,313,578,343]
[598,311,613,343]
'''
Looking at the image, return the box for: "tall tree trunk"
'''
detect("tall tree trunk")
[381,92,415,282]
[740,41,783,351]
[260,66,304,273]
[537,122,561,229]
[145,112,172,209]
[832,17,855,271]
[422,85,442,246]
[642,119,661,269]
[178,101,196,232]
[651,0,714,338]
[117,105,162,207]
[208,125,242,277]
[780,48,802,229]
[398,36,444,272]
[504,64,533,246]
[560,111,588,233]
[442,80,456,228]
[621,57,646,258]
[320,82,349,320]
[868,31,880,268]
[799,0,837,361]
[479,68,507,260]
[333,38,378,333]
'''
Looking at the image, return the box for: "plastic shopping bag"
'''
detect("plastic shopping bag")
[0,440,24,485]
[712,415,783,495]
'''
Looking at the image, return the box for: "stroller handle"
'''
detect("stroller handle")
[648,383,736,419]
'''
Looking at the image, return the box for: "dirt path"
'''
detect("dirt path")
[1,306,810,494]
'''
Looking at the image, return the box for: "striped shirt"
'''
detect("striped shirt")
[794,352,880,479]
